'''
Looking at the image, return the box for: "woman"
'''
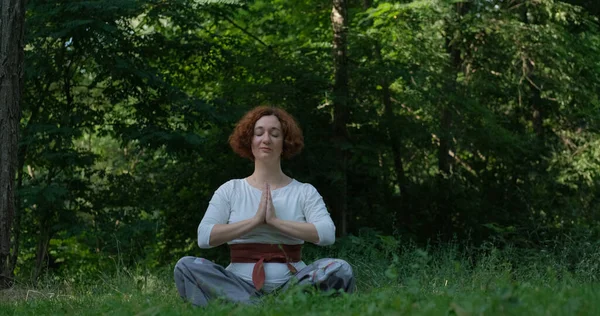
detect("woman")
[174,106,355,306]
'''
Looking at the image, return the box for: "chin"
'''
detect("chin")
[255,155,279,162]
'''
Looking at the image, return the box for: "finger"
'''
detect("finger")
[267,183,271,202]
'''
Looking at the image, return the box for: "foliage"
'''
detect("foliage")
[2,239,600,315]
[8,0,600,279]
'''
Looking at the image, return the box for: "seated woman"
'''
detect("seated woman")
[174,106,355,306]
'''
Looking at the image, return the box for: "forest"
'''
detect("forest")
[1,0,599,314]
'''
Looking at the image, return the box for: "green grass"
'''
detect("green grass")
[2,240,600,315]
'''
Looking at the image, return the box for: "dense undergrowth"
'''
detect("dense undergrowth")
[1,231,599,315]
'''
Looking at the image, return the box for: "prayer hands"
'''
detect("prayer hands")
[255,182,277,226]
[265,183,277,224]
[254,183,268,225]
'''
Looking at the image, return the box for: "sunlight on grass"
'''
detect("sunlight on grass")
[2,243,600,315]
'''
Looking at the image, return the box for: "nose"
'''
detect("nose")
[261,133,271,144]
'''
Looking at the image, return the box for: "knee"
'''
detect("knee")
[174,256,208,274]
[332,259,354,279]
[315,258,355,293]
[175,256,195,268]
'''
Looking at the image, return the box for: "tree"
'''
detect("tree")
[0,0,26,289]
[3,0,599,280]
[331,0,350,237]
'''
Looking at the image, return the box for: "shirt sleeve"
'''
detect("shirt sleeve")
[303,184,336,246]
[197,181,232,249]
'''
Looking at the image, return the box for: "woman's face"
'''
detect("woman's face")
[251,115,283,162]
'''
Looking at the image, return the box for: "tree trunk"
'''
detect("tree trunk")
[439,2,469,176]
[522,9,544,142]
[441,1,471,174]
[8,104,38,275]
[530,80,544,139]
[382,81,407,192]
[438,105,452,175]
[33,223,50,284]
[362,0,408,232]
[8,162,23,275]
[0,0,26,289]
[362,0,407,195]
[331,0,350,237]
[433,2,470,238]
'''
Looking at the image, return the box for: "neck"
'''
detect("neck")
[251,159,286,186]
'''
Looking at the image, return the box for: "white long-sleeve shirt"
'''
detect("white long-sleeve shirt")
[197,178,336,291]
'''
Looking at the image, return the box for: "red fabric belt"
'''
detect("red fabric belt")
[229,243,302,290]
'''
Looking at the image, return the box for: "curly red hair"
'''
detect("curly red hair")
[229,106,304,160]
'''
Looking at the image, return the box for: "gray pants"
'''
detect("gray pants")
[174,256,356,306]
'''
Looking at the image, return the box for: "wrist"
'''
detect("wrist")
[252,215,264,227]
[267,217,282,227]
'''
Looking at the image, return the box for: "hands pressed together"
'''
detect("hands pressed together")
[254,182,278,226]
[207,180,319,247]
[249,181,319,244]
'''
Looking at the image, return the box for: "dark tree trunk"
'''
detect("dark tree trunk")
[331,0,350,237]
[0,0,26,289]
[434,2,470,238]
[33,223,51,283]
[382,80,407,193]
[522,8,544,142]
[438,106,452,176]
[439,2,469,176]
[530,81,544,139]
[8,103,38,275]
[362,0,409,229]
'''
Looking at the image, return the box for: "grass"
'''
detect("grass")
[1,238,600,315]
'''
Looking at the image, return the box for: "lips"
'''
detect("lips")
[259,147,272,151]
